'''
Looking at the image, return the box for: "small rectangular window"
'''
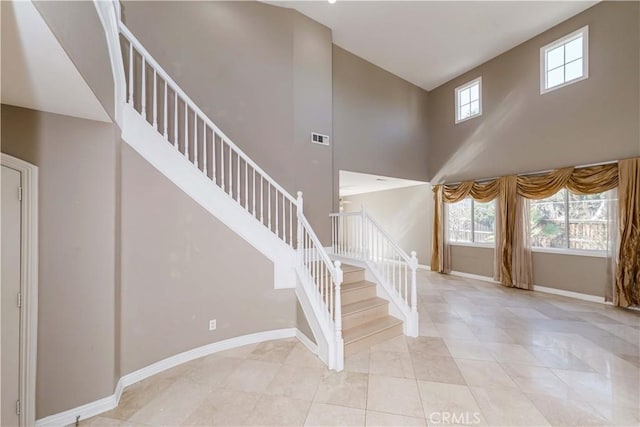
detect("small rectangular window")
[455,77,482,123]
[447,198,495,245]
[530,189,613,252]
[540,26,589,94]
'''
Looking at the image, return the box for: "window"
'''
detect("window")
[455,77,482,123]
[447,198,495,244]
[540,26,589,93]
[530,189,613,252]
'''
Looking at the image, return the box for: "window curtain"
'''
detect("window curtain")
[432,161,629,294]
[615,158,640,307]
[605,188,619,304]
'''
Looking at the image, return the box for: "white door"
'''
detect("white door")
[2,165,22,427]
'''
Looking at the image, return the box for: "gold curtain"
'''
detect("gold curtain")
[431,161,627,292]
[615,158,640,307]
[431,180,500,272]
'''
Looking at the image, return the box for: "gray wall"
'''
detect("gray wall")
[1,105,118,418]
[121,1,334,242]
[428,1,640,184]
[343,185,432,266]
[119,144,297,374]
[333,46,430,211]
[33,1,115,121]
[429,2,639,297]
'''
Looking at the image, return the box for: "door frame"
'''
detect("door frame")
[1,154,38,426]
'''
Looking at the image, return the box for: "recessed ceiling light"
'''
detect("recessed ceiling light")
[328,0,337,4]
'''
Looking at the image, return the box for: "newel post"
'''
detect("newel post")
[296,191,304,264]
[410,251,418,313]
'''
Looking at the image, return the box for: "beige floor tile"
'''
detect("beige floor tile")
[369,350,415,379]
[527,393,609,426]
[102,375,175,421]
[128,379,211,426]
[411,353,467,385]
[215,343,258,359]
[182,389,260,426]
[500,363,572,398]
[470,386,550,426]
[467,326,516,344]
[80,416,126,426]
[455,359,517,389]
[248,340,297,363]
[435,322,479,341]
[265,363,324,401]
[370,335,409,353]
[589,402,640,426]
[182,356,243,389]
[484,343,541,365]
[314,371,368,409]
[407,337,452,357]
[344,349,370,374]
[367,375,424,418]
[417,381,485,424]
[365,410,426,426]
[223,359,281,393]
[284,343,326,369]
[444,339,495,361]
[304,403,365,426]
[244,395,311,426]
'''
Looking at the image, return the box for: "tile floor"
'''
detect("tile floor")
[87,271,639,426]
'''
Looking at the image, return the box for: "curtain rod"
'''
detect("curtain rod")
[440,159,618,187]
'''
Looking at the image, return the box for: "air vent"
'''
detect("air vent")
[311,132,330,146]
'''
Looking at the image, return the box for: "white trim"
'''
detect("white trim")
[36,328,313,426]
[454,76,482,124]
[417,264,430,270]
[448,270,500,284]
[295,329,318,354]
[540,25,589,94]
[449,241,495,249]
[447,270,606,304]
[531,247,607,258]
[1,154,38,427]
[532,285,604,304]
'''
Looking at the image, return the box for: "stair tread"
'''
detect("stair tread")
[343,316,403,344]
[343,297,388,316]
[341,280,376,292]
[340,264,365,273]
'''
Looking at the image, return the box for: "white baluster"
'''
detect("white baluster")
[282,193,286,241]
[260,177,264,223]
[193,113,198,167]
[141,57,146,118]
[212,133,217,184]
[275,193,279,237]
[174,92,178,148]
[289,201,293,246]
[334,261,343,336]
[228,148,233,197]
[128,42,133,105]
[184,104,189,159]
[268,185,272,230]
[410,251,418,313]
[152,70,157,129]
[251,169,255,216]
[221,140,225,191]
[203,124,207,176]
[236,155,240,203]
[163,81,168,139]
[244,164,249,211]
[296,192,303,265]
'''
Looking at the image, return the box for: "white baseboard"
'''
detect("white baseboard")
[449,270,501,284]
[447,270,605,304]
[36,328,309,426]
[417,264,431,270]
[532,285,605,304]
[295,329,318,354]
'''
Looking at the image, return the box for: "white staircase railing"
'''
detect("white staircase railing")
[330,209,419,336]
[297,193,344,370]
[113,17,344,368]
[119,23,297,248]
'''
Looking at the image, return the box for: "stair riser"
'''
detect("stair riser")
[342,269,365,284]
[341,286,377,305]
[344,323,403,356]
[342,304,389,330]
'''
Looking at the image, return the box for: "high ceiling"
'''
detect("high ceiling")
[340,170,426,197]
[271,1,596,90]
[1,0,111,122]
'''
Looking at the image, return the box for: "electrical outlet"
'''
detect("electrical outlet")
[209,319,217,331]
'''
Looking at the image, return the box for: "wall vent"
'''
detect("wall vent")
[311,132,330,146]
